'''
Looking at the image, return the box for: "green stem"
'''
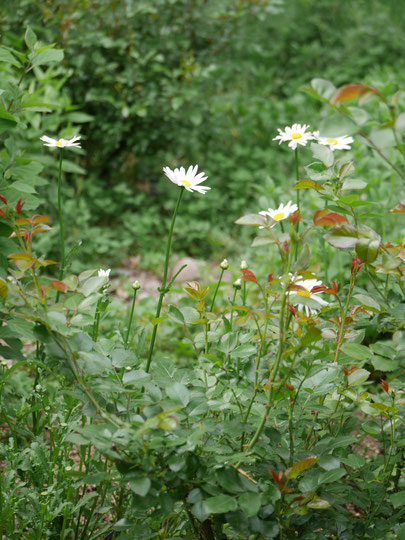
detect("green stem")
[294,148,300,232]
[56,149,65,302]
[230,287,238,327]
[240,272,291,461]
[209,267,225,312]
[124,288,138,348]
[146,187,184,372]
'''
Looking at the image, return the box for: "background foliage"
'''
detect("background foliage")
[1,0,405,268]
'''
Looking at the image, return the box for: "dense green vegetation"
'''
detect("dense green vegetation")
[1,0,405,267]
[1,1,405,539]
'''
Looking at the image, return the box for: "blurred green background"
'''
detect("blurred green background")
[1,0,404,270]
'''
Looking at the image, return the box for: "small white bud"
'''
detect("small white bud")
[125,366,132,371]
[240,260,248,270]
[98,268,111,278]
[65,466,72,472]
[233,278,242,289]
[220,259,229,270]
[35,384,42,392]
[132,280,141,290]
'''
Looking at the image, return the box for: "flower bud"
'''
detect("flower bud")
[220,259,229,270]
[240,260,248,270]
[233,278,242,290]
[132,280,141,290]
[289,210,301,224]
[15,195,25,215]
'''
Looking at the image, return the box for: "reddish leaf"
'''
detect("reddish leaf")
[51,280,68,293]
[285,456,318,479]
[381,379,389,394]
[15,195,25,215]
[0,208,4,218]
[288,304,296,316]
[241,269,257,283]
[331,83,380,104]
[0,194,7,205]
[267,273,274,283]
[314,209,348,226]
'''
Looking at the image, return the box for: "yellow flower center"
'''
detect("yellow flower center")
[273,212,285,221]
[291,133,302,139]
[56,140,63,146]
[179,179,191,187]
[297,288,310,297]
[326,138,338,145]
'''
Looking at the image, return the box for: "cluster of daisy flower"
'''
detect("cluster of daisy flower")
[273,123,353,151]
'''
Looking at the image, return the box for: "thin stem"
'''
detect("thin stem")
[294,148,300,232]
[146,187,184,372]
[56,149,65,302]
[124,288,138,348]
[209,268,225,312]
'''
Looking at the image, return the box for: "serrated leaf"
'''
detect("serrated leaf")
[31,48,64,67]
[0,46,21,68]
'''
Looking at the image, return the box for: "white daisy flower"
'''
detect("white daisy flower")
[273,123,314,150]
[287,275,328,315]
[314,132,354,151]
[98,268,111,278]
[40,135,82,148]
[259,200,298,227]
[163,165,210,194]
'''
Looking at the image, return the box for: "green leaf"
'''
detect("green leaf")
[348,368,370,387]
[31,47,64,67]
[238,492,261,517]
[311,142,334,167]
[319,468,345,484]
[294,179,325,192]
[324,223,359,249]
[307,496,331,509]
[129,477,151,497]
[317,455,341,471]
[123,370,151,386]
[390,491,405,508]
[235,213,267,226]
[25,27,37,50]
[204,494,237,514]
[355,237,380,263]
[371,356,397,372]
[81,276,107,296]
[166,382,190,406]
[167,305,184,324]
[353,294,380,312]
[342,178,367,190]
[341,343,373,361]
[0,46,21,67]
